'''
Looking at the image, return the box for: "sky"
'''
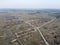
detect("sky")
[0,0,60,9]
